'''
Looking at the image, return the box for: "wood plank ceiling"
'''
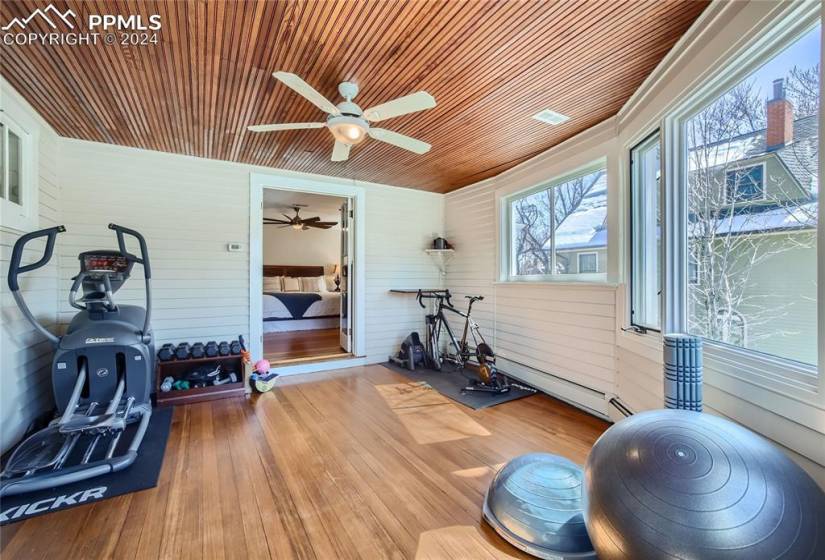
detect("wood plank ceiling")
[1,0,708,193]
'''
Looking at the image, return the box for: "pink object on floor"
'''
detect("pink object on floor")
[254,359,271,374]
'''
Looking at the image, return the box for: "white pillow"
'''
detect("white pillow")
[324,274,337,291]
[300,276,325,293]
[263,276,282,292]
[282,277,301,292]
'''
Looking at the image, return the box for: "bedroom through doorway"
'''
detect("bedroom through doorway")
[261,188,352,365]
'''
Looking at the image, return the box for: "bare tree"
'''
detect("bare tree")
[786,64,820,117]
[686,76,817,348]
[513,171,604,275]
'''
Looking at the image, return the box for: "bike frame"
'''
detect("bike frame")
[423,292,486,369]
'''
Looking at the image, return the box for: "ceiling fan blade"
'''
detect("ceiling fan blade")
[368,128,431,154]
[282,213,295,221]
[331,141,351,162]
[304,223,335,229]
[363,91,436,122]
[302,216,321,222]
[263,218,291,224]
[272,72,341,115]
[247,122,325,132]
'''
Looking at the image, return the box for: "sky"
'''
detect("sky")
[751,23,820,100]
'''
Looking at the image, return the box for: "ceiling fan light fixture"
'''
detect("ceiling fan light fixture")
[327,115,368,145]
[291,222,303,230]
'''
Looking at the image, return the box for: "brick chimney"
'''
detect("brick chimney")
[766,78,793,150]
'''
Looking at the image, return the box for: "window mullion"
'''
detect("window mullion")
[549,186,556,275]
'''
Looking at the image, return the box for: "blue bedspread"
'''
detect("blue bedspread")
[264,292,322,319]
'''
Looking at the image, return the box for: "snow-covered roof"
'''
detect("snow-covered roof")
[692,202,818,236]
[545,176,608,251]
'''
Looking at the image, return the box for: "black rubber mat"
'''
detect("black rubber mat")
[382,362,537,410]
[1,406,173,525]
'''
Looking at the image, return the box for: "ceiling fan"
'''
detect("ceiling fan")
[248,71,436,162]
[264,205,338,230]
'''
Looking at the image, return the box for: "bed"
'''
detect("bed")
[262,265,341,332]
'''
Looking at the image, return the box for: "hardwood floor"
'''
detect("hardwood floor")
[0,365,609,559]
[264,328,345,364]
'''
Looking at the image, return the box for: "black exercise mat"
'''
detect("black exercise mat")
[383,362,537,410]
[1,406,173,525]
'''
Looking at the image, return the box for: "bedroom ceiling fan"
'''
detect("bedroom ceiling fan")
[264,205,338,230]
[247,71,436,162]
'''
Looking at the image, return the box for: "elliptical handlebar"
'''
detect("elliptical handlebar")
[7,225,65,292]
[108,223,152,342]
[7,225,66,346]
[109,223,151,279]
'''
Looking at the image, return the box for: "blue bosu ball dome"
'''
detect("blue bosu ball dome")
[483,452,597,559]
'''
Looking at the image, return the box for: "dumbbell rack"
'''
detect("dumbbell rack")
[155,354,245,407]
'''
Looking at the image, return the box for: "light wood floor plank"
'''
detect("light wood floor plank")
[0,364,608,559]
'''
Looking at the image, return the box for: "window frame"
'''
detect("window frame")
[502,160,608,283]
[577,251,599,274]
[724,162,767,204]
[629,130,663,332]
[0,99,39,233]
[662,8,822,407]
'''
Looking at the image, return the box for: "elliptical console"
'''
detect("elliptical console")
[1,223,154,497]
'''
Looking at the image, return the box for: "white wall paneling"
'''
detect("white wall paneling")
[0,78,61,454]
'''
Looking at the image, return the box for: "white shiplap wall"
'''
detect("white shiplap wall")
[0,83,61,454]
[443,122,621,417]
[365,186,444,360]
[57,139,443,366]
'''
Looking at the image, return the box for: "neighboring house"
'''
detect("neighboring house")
[555,227,607,274]
[686,78,818,365]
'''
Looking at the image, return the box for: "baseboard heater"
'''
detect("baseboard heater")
[497,356,608,419]
[608,397,633,418]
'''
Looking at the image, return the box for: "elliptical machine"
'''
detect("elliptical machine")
[1,224,154,497]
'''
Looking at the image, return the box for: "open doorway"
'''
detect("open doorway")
[261,188,352,366]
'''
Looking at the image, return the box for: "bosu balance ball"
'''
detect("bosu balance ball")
[483,452,596,559]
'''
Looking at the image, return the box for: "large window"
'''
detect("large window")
[681,23,819,367]
[507,164,607,280]
[630,132,661,331]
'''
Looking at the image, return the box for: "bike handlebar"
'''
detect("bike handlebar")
[417,289,452,308]
[7,225,66,292]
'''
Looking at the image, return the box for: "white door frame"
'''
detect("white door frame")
[249,172,367,375]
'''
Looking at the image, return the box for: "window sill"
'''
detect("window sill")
[494,280,618,288]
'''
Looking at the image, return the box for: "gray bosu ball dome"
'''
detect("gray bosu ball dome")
[584,409,825,559]
[483,452,596,559]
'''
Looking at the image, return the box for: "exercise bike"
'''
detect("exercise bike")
[1,224,154,497]
[417,289,509,393]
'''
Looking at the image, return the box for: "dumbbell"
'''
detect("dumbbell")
[213,372,238,386]
[160,376,174,392]
[218,341,230,356]
[205,341,219,358]
[174,342,191,360]
[229,340,242,355]
[190,342,205,359]
[158,343,175,361]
